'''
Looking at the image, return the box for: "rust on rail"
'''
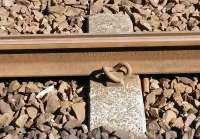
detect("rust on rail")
[0,49,200,77]
[0,32,200,77]
[0,32,200,50]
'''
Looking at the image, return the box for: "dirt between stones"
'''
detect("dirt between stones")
[143,75,200,139]
[0,0,199,34]
[0,0,88,35]
[91,0,200,32]
[0,78,124,139]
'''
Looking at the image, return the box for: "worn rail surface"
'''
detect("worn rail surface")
[0,32,200,77]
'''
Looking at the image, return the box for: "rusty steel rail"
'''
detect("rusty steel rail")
[0,32,200,50]
[0,32,200,77]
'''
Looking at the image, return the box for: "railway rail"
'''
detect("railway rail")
[0,32,200,77]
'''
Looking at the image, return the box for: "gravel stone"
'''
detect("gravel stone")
[46,93,60,113]
[64,119,82,129]
[15,114,29,128]
[0,100,12,113]
[8,80,20,92]
[0,78,148,138]
[144,75,200,138]
[91,0,200,32]
[0,112,14,126]
[0,0,88,34]
[72,102,86,123]
[26,82,40,93]
[26,106,38,119]
[2,0,14,7]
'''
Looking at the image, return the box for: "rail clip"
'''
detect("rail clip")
[102,62,133,86]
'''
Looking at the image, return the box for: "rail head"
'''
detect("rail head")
[0,32,200,50]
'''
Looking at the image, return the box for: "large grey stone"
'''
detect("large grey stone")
[90,75,147,139]
[89,13,133,34]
